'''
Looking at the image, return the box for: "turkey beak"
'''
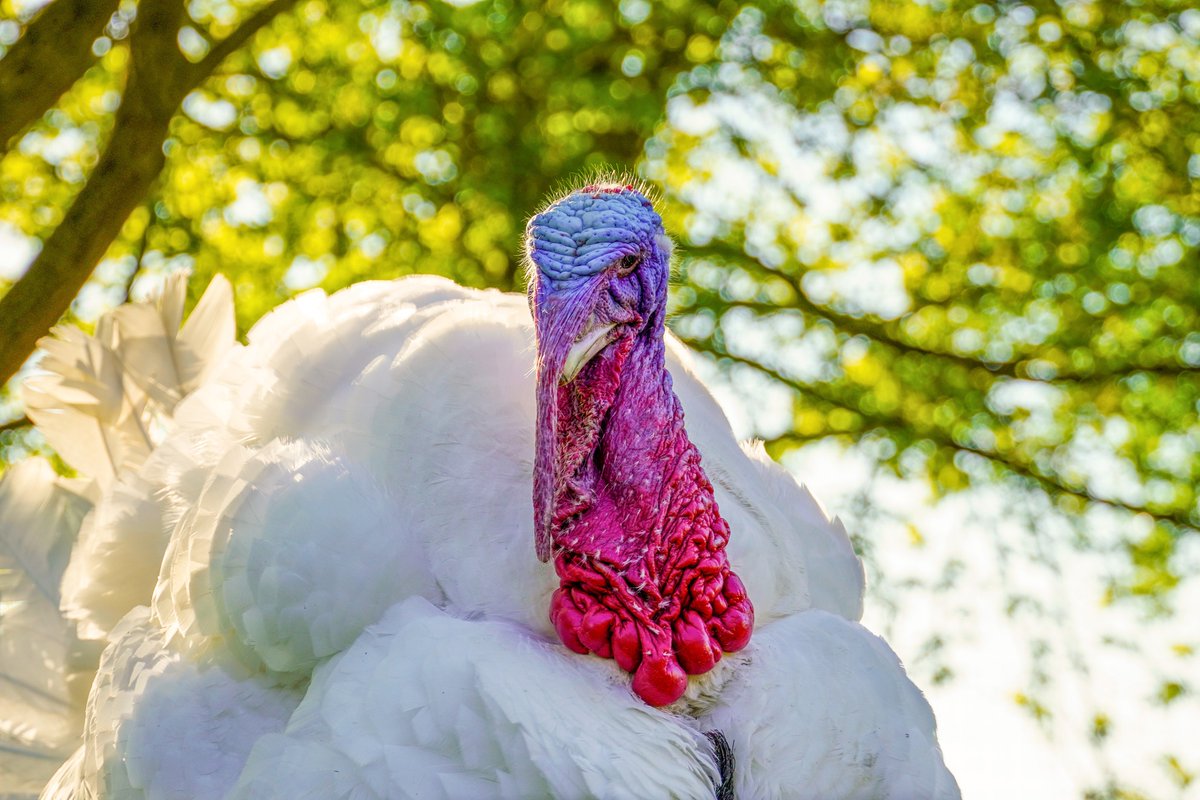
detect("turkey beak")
[561,320,617,385]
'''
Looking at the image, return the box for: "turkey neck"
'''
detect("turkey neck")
[553,330,702,567]
[547,321,754,707]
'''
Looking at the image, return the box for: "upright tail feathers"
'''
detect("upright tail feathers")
[22,274,235,493]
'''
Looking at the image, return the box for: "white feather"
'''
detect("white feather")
[38,744,87,800]
[59,473,164,642]
[21,275,235,492]
[109,273,235,412]
[229,597,719,800]
[0,460,91,793]
[699,611,960,798]
[63,607,298,800]
[177,437,439,676]
[22,326,153,488]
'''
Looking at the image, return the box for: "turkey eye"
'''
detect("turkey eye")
[616,254,640,277]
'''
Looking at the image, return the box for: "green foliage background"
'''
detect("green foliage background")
[1,0,1197,797]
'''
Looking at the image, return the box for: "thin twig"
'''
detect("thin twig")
[0,416,31,435]
[686,244,1198,383]
[197,0,302,76]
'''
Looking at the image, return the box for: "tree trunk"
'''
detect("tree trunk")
[0,0,122,148]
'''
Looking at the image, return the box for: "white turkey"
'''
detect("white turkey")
[0,182,959,799]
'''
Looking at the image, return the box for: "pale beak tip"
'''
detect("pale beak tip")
[561,323,617,384]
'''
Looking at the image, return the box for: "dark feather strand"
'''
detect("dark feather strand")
[705,730,736,800]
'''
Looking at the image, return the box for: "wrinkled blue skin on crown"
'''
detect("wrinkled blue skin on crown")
[526,187,671,350]
[527,187,666,293]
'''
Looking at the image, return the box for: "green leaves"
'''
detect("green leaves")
[657,1,1200,567]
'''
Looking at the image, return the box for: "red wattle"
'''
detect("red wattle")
[631,646,689,708]
[550,536,754,706]
[611,618,642,672]
[550,600,588,655]
[674,610,719,675]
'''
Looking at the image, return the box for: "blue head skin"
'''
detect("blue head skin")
[525,183,673,560]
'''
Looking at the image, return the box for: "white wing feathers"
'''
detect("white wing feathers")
[36,744,86,800]
[0,459,91,794]
[58,473,162,642]
[229,598,720,800]
[153,438,439,677]
[1,277,235,796]
[47,275,237,647]
[42,607,298,800]
[111,272,235,413]
[22,326,152,491]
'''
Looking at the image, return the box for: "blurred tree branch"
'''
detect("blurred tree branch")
[688,244,1200,383]
[0,0,300,389]
[196,0,299,75]
[687,338,1199,534]
[0,416,30,435]
[0,0,121,148]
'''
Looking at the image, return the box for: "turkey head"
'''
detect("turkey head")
[526,182,754,707]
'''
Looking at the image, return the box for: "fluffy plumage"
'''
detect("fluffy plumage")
[700,611,960,799]
[1,190,958,799]
[68,607,299,800]
[229,597,719,800]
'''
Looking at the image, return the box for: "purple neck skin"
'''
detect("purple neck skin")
[546,313,753,707]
